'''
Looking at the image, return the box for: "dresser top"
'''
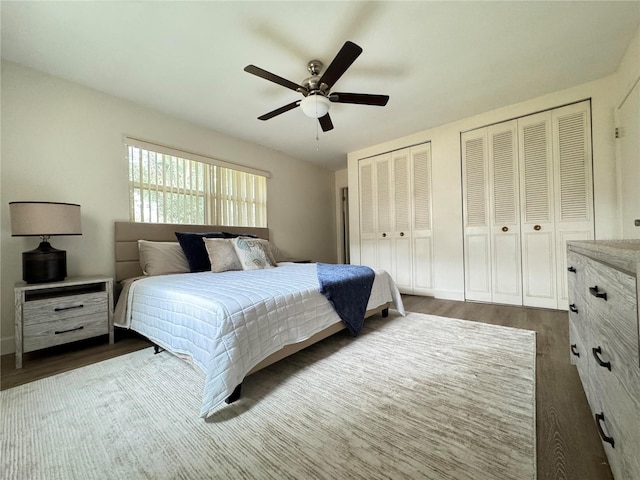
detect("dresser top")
[15,275,112,291]
[568,240,640,274]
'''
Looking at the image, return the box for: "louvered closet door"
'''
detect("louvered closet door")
[375,154,394,277]
[488,121,522,305]
[462,129,492,302]
[519,111,557,309]
[411,144,434,295]
[358,159,377,268]
[552,101,594,309]
[392,149,413,292]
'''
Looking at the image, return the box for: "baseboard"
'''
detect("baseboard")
[434,290,465,302]
[1,335,16,355]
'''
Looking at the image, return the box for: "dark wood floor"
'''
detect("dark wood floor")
[1,295,611,480]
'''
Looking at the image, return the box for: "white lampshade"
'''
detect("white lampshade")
[300,95,331,118]
[9,201,82,236]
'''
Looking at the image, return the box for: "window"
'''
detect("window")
[126,138,268,227]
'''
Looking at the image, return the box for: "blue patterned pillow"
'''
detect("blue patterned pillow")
[175,231,225,272]
[232,237,277,270]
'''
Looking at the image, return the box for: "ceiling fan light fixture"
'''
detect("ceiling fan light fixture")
[300,94,331,118]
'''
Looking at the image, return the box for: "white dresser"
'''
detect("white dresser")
[567,240,640,479]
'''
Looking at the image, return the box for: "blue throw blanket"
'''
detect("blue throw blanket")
[316,263,375,336]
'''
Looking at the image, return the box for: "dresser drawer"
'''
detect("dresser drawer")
[590,363,640,480]
[23,292,108,326]
[584,259,639,373]
[567,251,587,299]
[568,318,591,388]
[23,313,108,352]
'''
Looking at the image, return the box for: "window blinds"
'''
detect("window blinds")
[125,137,268,227]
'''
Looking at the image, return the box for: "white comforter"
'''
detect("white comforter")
[117,263,404,417]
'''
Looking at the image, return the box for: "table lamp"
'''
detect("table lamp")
[9,201,82,283]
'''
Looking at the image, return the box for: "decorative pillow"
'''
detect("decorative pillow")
[256,238,278,265]
[203,238,242,273]
[232,237,277,270]
[175,231,225,272]
[138,240,190,276]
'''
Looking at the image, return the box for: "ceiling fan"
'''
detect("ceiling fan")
[244,41,389,132]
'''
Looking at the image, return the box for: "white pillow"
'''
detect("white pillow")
[138,240,190,276]
[232,237,277,270]
[203,238,242,273]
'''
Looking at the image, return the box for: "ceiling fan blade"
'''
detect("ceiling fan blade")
[318,41,363,90]
[330,92,389,106]
[319,113,334,132]
[258,101,300,121]
[244,65,303,93]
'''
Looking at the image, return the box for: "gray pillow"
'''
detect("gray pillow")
[138,240,190,276]
[203,238,242,273]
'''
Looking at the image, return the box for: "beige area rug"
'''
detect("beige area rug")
[1,312,536,480]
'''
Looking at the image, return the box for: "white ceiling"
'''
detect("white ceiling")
[2,1,639,171]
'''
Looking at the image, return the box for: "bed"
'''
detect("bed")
[113,221,404,418]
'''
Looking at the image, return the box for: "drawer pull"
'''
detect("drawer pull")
[588,286,607,301]
[592,346,611,371]
[595,412,615,448]
[567,266,576,273]
[569,304,578,313]
[54,304,85,312]
[54,326,85,335]
[570,344,580,357]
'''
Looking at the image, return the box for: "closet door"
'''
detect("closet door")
[375,154,394,276]
[392,149,413,292]
[358,159,377,268]
[519,112,557,309]
[488,121,522,305]
[462,129,492,302]
[411,144,434,295]
[553,102,594,308]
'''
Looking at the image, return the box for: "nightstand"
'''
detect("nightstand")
[14,276,114,368]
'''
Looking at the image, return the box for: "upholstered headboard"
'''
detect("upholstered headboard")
[114,221,270,283]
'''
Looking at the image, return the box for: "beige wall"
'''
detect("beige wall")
[347,74,620,301]
[0,61,337,353]
[615,26,640,106]
[334,169,348,263]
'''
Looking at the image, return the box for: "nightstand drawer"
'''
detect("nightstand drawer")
[23,313,109,352]
[23,292,108,326]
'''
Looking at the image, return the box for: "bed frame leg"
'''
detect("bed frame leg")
[153,344,165,354]
[225,383,243,404]
[382,308,389,318]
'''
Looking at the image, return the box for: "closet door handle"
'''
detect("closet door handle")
[589,286,607,301]
[595,413,615,448]
[570,344,580,357]
[567,266,576,273]
[502,226,508,232]
[400,232,405,237]
[569,304,578,313]
[592,346,611,371]
[533,225,541,231]
[382,233,387,238]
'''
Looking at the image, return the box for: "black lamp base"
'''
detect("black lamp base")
[23,241,67,284]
